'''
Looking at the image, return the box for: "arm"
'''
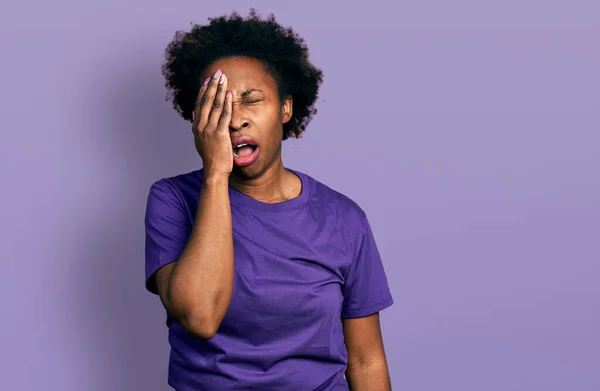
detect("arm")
[153,71,235,340]
[343,313,392,391]
[154,176,233,339]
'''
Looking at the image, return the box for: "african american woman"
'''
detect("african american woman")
[144,10,394,391]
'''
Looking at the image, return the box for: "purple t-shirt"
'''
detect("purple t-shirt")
[144,168,393,391]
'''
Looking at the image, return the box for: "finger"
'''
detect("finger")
[193,76,211,128]
[207,73,228,130]
[197,69,223,129]
[216,90,232,134]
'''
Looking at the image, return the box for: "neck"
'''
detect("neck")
[228,157,300,204]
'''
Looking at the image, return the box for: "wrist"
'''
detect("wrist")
[202,172,230,187]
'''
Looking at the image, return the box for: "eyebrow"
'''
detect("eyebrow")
[240,89,263,97]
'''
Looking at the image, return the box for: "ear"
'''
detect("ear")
[281,95,293,124]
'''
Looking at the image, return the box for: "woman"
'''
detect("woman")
[145,9,393,391]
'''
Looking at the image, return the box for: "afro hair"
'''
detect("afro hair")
[162,8,324,139]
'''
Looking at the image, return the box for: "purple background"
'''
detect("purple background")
[1,1,598,390]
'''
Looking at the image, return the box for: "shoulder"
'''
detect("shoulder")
[148,169,202,198]
[146,169,202,213]
[298,169,368,228]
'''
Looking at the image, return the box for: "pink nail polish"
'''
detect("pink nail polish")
[213,69,222,78]
[226,91,231,98]
[203,77,211,86]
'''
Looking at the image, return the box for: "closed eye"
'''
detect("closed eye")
[244,99,262,104]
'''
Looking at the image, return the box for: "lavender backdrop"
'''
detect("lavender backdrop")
[1,1,598,390]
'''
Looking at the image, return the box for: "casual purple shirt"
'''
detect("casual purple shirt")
[144,168,393,391]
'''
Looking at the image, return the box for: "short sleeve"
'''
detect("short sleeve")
[144,180,192,294]
[341,212,393,318]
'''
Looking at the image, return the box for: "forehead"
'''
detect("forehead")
[203,56,277,93]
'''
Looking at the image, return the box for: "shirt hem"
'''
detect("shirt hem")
[341,295,394,319]
[145,257,177,294]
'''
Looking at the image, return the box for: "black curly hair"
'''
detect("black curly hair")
[162,9,324,140]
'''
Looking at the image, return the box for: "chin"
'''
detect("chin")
[232,163,264,180]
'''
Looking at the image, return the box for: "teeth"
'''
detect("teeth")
[233,143,250,158]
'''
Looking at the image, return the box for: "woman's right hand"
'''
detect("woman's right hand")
[192,69,233,179]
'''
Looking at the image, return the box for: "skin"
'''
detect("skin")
[199,56,302,202]
[343,313,392,390]
[153,55,391,390]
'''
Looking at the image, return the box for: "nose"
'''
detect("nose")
[229,120,249,132]
[229,108,249,132]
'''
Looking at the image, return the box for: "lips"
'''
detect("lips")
[231,135,260,167]
[231,135,257,151]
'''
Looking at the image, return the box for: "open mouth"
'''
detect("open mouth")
[231,135,260,167]
[233,143,258,158]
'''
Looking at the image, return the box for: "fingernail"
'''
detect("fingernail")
[203,77,210,86]
[219,74,226,84]
[226,91,231,98]
[213,69,222,78]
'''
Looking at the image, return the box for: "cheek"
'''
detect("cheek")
[250,105,283,135]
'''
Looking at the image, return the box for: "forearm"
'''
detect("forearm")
[167,174,234,336]
[346,361,392,391]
